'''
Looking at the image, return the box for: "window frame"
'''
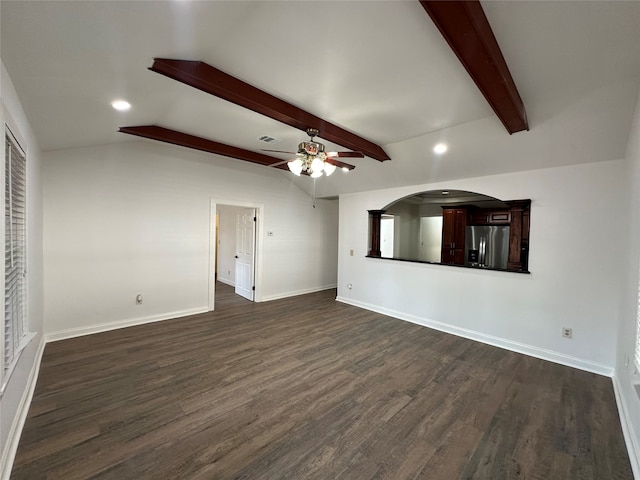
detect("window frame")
[1,124,31,394]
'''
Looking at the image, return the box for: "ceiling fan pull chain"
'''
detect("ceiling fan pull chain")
[313,178,316,208]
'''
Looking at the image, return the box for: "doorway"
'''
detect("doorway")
[209,200,263,311]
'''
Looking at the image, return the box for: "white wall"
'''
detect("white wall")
[616,85,640,478]
[338,159,626,375]
[0,63,44,479]
[43,141,339,338]
[386,202,419,259]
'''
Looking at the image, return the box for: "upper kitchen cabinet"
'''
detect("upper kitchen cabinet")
[468,208,511,225]
[506,200,531,272]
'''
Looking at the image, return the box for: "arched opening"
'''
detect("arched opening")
[368,190,530,273]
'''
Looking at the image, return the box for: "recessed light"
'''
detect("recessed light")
[111,100,131,111]
[433,143,448,154]
[442,191,449,195]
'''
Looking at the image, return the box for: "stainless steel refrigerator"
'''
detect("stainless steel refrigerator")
[464,225,510,269]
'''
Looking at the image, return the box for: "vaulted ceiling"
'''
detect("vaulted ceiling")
[2,1,640,197]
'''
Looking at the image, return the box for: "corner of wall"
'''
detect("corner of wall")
[613,374,640,479]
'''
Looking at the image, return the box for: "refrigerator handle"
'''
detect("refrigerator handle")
[480,238,486,266]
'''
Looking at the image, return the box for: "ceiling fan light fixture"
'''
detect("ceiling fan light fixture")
[323,162,336,176]
[287,158,303,176]
[111,99,131,111]
[310,156,325,174]
[433,143,448,154]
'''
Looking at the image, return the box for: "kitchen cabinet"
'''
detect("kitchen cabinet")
[506,200,531,271]
[469,209,511,225]
[441,208,467,265]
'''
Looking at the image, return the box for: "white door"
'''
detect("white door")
[235,208,256,300]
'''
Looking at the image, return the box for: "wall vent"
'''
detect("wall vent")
[257,135,280,144]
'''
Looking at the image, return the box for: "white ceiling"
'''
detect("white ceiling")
[2,1,640,197]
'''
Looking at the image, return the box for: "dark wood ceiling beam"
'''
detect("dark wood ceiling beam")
[149,58,390,161]
[118,125,289,170]
[118,125,357,172]
[420,0,528,134]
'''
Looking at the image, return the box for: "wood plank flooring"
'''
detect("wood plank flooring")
[10,283,633,479]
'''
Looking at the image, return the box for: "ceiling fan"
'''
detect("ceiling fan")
[262,128,361,177]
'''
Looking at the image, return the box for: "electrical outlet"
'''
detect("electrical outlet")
[135,294,143,305]
[562,327,572,339]
[347,283,353,290]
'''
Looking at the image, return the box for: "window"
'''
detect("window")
[3,128,27,382]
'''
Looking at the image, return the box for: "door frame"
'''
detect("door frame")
[209,198,264,311]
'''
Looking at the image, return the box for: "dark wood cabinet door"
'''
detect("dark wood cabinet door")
[441,208,467,265]
[453,209,467,249]
[441,247,454,264]
[469,209,510,225]
[452,248,466,265]
[441,209,457,249]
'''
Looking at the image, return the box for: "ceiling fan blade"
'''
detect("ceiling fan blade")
[268,159,291,168]
[324,158,356,171]
[326,151,365,158]
[118,125,289,170]
[260,149,296,155]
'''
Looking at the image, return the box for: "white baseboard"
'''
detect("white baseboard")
[613,375,640,480]
[217,277,234,287]
[261,284,337,302]
[45,307,208,343]
[336,296,613,377]
[0,337,46,480]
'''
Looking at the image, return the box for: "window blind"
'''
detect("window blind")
[4,130,26,373]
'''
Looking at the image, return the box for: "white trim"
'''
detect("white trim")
[262,284,337,302]
[613,375,640,480]
[217,277,234,287]
[208,199,216,311]
[209,199,264,310]
[2,107,27,157]
[0,336,45,480]
[0,332,36,396]
[336,296,613,377]
[45,307,207,343]
[2,124,30,389]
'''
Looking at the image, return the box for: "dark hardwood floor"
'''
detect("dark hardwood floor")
[11,283,633,479]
